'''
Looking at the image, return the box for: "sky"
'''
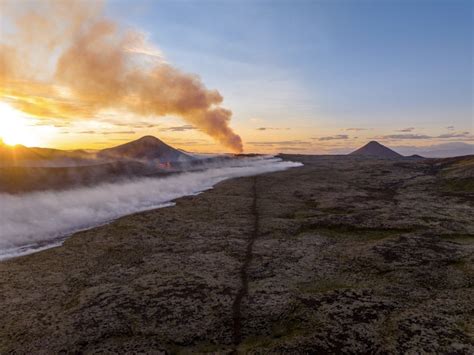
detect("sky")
[0,0,472,154]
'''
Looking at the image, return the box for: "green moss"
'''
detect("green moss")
[297,279,352,294]
[238,320,307,352]
[304,199,320,209]
[168,343,205,355]
[292,210,317,219]
[378,315,398,347]
[441,178,474,193]
[439,234,474,244]
[186,342,225,353]
[238,335,274,352]
[456,319,474,338]
[271,320,305,339]
[299,224,409,241]
[318,207,350,215]
[449,258,472,273]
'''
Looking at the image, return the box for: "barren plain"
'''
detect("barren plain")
[0,155,473,353]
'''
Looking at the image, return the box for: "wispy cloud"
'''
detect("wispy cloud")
[314,135,349,141]
[381,134,431,140]
[346,128,369,131]
[396,127,415,132]
[97,117,157,129]
[159,125,196,132]
[77,130,135,135]
[256,127,290,131]
[393,142,474,158]
[437,131,471,139]
[106,121,155,129]
[29,119,71,128]
[248,140,310,146]
[103,131,135,135]
[379,131,472,140]
[276,146,308,151]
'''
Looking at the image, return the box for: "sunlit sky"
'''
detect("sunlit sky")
[0,0,472,153]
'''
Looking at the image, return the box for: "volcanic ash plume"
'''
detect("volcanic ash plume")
[0,0,243,152]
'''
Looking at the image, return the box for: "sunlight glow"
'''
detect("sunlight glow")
[0,102,51,147]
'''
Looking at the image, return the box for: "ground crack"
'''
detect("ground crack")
[232,176,259,347]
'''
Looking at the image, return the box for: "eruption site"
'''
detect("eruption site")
[0,0,243,152]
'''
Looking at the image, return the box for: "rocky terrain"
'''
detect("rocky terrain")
[0,154,473,353]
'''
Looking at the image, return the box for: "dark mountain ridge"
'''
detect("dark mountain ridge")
[0,136,194,166]
[350,141,403,159]
[0,140,94,166]
[97,135,193,162]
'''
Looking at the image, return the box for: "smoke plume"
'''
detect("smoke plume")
[0,157,302,260]
[0,0,243,152]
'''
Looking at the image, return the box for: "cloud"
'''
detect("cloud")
[378,131,473,141]
[248,140,311,146]
[102,130,135,135]
[160,125,196,132]
[77,130,135,135]
[437,132,471,139]
[315,135,349,141]
[29,119,71,128]
[393,142,474,158]
[122,32,166,62]
[446,126,454,130]
[346,128,369,131]
[381,134,432,140]
[396,127,415,132]
[256,127,290,131]
[276,146,308,151]
[0,0,242,152]
[100,118,155,129]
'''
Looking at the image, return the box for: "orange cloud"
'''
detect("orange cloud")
[0,0,243,152]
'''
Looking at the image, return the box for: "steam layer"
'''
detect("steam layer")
[0,157,302,259]
[0,0,243,152]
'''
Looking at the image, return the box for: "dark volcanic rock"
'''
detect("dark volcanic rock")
[0,155,473,353]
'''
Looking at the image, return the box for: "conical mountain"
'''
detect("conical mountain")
[349,141,403,158]
[98,135,193,162]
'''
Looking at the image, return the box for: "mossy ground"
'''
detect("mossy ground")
[1,155,472,353]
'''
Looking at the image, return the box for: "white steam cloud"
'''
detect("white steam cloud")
[0,157,302,260]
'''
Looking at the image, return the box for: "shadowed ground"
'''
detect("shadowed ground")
[0,155,473,353]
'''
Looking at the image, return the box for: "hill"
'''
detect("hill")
[0,140,94,166]
[350,141,403,158]
[0,136,198,192]
[0,136,194,167]
[98,136,193,163]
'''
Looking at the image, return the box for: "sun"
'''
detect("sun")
[0,102,46,147]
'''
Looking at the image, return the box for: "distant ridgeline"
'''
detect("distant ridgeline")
[0,136,230,193]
